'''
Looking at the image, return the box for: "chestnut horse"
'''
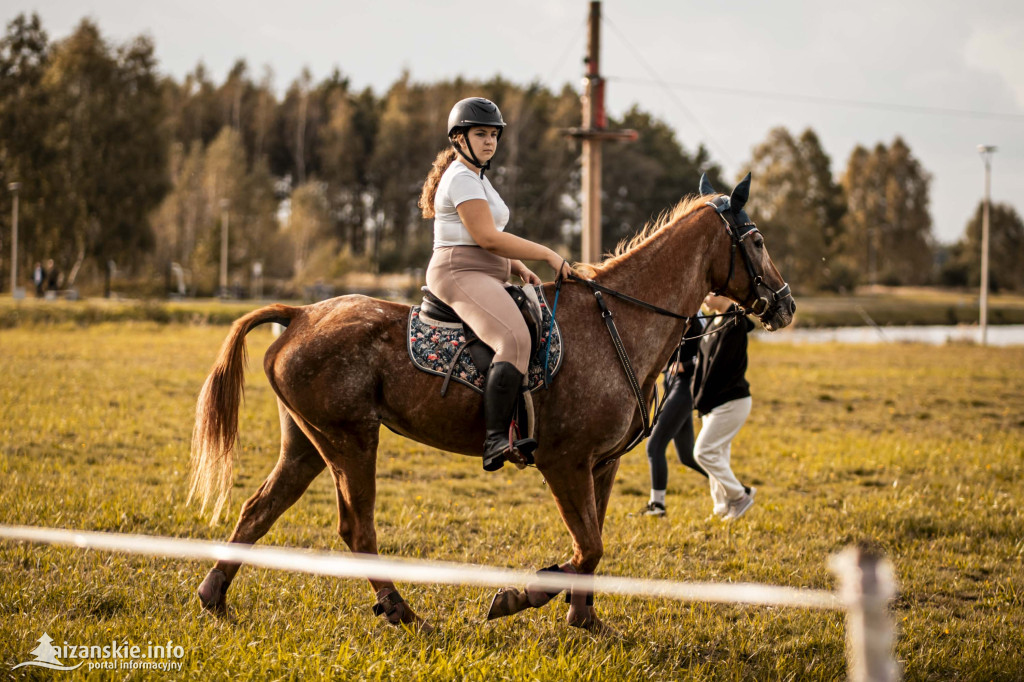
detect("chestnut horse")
[189,174,795,632]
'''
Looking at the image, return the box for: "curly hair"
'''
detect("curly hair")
[418,135,463,219]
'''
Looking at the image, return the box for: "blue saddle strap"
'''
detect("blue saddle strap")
[542,277,562,389]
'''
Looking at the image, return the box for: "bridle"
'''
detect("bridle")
[705,195,793,320]
[553,198,792,451]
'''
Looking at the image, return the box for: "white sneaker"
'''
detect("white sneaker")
[642,501,666,517]
[723,488,756,521]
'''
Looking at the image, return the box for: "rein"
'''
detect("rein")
[563,272,710,441]
[567,275,745,439]
[552,197,787,446]
[566,273,694,321]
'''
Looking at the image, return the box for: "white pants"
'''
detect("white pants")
[693,396,752,514]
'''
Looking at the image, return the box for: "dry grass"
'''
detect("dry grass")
[1,322,1022,679]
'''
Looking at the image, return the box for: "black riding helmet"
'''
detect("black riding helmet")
[447,97,505,172]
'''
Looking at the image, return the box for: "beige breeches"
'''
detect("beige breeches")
[426,246,531,374]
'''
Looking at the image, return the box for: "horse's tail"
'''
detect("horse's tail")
[188,303,296,523]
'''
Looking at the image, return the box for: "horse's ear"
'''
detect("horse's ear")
[699,173,716,196]
[731,172,751,211]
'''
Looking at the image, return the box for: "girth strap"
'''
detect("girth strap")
[592,290,651,438]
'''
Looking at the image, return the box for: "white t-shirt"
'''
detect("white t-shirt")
[433,162,510,248]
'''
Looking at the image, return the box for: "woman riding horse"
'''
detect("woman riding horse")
[419,97,577,471]
[190,170,795,633]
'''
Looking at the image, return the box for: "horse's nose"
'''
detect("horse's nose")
[788,298,796,315]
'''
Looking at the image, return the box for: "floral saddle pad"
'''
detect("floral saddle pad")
[407,285,564,395]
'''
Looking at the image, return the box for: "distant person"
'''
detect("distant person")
[641,315,708,516]
[32,262,44,297]
[44,259,59,293]
[691,293,756,521]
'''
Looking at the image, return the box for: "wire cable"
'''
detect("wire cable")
[542,16,587,88]
[605,76,1024,122]
[601,15,736,166]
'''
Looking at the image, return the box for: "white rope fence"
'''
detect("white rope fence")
[0,525,898,681]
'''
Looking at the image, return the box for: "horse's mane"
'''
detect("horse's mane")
[577,193,713,275]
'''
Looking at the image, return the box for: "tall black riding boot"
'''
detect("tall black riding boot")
[482,362,538,471]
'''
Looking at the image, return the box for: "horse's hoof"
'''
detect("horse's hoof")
[373,588,434,633]
[396,613,435,634]
[568,616,618,636]
[567,607,620,637]
[488,581,562,620]
[486,588,530,620]
[197,569,228,617]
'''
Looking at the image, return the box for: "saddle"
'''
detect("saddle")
[408,285,564,468]
[407,284,564,396]
[419,285,544,374]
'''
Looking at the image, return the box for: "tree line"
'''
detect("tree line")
[1,14,1021,298]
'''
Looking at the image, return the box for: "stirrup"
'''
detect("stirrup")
[483,437,537,471]
[506,419,537,467]
[512,437,537,464]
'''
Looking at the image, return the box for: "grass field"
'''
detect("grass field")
[3,285,1024,329]
[1,322,1022,680]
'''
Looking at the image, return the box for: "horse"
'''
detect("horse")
[189,173,795,632]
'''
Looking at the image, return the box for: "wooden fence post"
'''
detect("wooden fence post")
[829,547,900,682]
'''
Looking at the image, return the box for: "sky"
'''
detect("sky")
[10,0,1024,245]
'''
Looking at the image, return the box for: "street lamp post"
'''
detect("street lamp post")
[219,198,230,298]
[977,145,997,346]
[8,182,21,297]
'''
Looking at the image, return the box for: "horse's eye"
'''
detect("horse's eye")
[754,236,764,249]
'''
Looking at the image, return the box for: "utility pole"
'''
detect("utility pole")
[8,182,21,297]
[566,1,637,264]
[977,145,996,346]
[219,198,230,298]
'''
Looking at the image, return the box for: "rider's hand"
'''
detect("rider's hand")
[518,266,542,286]
[555,259,578,281]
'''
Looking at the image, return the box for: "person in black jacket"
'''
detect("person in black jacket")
[691,294,756,521]
[641,316,708,516]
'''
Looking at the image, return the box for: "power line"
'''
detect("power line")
[600,15,736,166]
[543,16,587,88]
[605,76,1024,123]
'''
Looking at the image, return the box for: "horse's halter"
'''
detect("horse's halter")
[705,196,793,320]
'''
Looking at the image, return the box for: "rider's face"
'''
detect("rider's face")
[463,126,499,162]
